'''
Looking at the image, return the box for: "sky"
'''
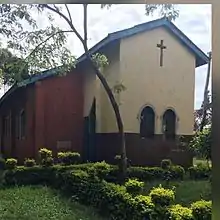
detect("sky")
[1,4,211,110]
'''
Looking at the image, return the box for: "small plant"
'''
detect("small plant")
[168,204,193,220]
[39,148,53,166]
[188,163,211,180]
[57,151,81,165]
[125,178,144,195]
[89,161,111,179]
[149,185,175,206]
[6,158,18,169]
[39,148,52,160]
[161,159,172,170]
[114,155,121,162]
[191,200,212,220]
[0,156,6,170]
[169,165,185,180]
[24,158,36,167]
[134,195,155,219]
[114,155,131,168]
[41,157,54,167]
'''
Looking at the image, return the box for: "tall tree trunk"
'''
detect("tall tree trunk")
[82,4,127,178]
[200,52,212,132]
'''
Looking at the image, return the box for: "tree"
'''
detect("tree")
[194,91,212,132]
[189,127,211,163]
[199,52,212,132]
[0,4,179,178]
[0,46,29,87]
[102,4,179,21]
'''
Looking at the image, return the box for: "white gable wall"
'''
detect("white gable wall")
[119,27,195,135]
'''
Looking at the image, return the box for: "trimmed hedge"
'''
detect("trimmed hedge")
[3,165,212,220]
[126,165,185,181]
[125,178,144,195]
[24,158,36,167]
[57,151,81,165]
[188,164,211,180]
[191,200,212,220]
[149,185,175,206]
[168,204,193,220]
[161,159,172,170]
[5,158,17,169]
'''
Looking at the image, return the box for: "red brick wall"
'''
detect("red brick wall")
[34,71,84,157]
[0,70,84,162]
[0,86,35,162]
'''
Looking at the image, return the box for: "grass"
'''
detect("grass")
[0,185,107,220]
[143,180,211,206]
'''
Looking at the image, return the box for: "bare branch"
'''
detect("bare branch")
[65,4,73,24]
[53,4,60,12]
[83,4,88,42]
[44,4,85,44]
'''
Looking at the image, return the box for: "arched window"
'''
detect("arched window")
[140,106,155,138]
[162,109,176,139]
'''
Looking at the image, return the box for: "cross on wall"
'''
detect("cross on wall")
[157,40,167,67]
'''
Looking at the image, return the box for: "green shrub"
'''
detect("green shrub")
[127,166,185,182]
[38,148,53,167]
[88,161,111,179]
[41,157,54,167]
[168,204,193,220]
[24,158,36,167]
[188,163,211,180]
[127,167,164,181]
[57,151,81,165]
[189,127,211,161]
[169,165,185,180]
[5,158,17,169]
[39,148,52,160]
[149,185,175,206]
[2,163,212,220]
[4,166,58,186]
[161,159,172,169]
[133,195,155,219]
[125,178,144,195]
[191,200,212,220]
[0,157,6,170]
[59,170,137,220]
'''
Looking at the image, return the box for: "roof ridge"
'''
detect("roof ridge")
[108,17,167,37]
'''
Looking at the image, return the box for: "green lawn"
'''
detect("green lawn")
[143,180,211,206]
[0,186,107,220]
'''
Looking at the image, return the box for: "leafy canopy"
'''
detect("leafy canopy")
[189,127,212,161]
[0,45,29,86]
[0,4,179,80]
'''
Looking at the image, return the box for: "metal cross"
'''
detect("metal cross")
[157,40,167,67]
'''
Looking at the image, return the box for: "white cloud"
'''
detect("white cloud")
[0,4,211,110]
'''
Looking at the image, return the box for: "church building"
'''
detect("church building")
[0,18,209,167]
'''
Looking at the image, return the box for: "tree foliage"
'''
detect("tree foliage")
[101,4,179,21]
[0,46,29,86]
[0,4,75,75]
[194,91,212,131]
[189,127,211,161]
